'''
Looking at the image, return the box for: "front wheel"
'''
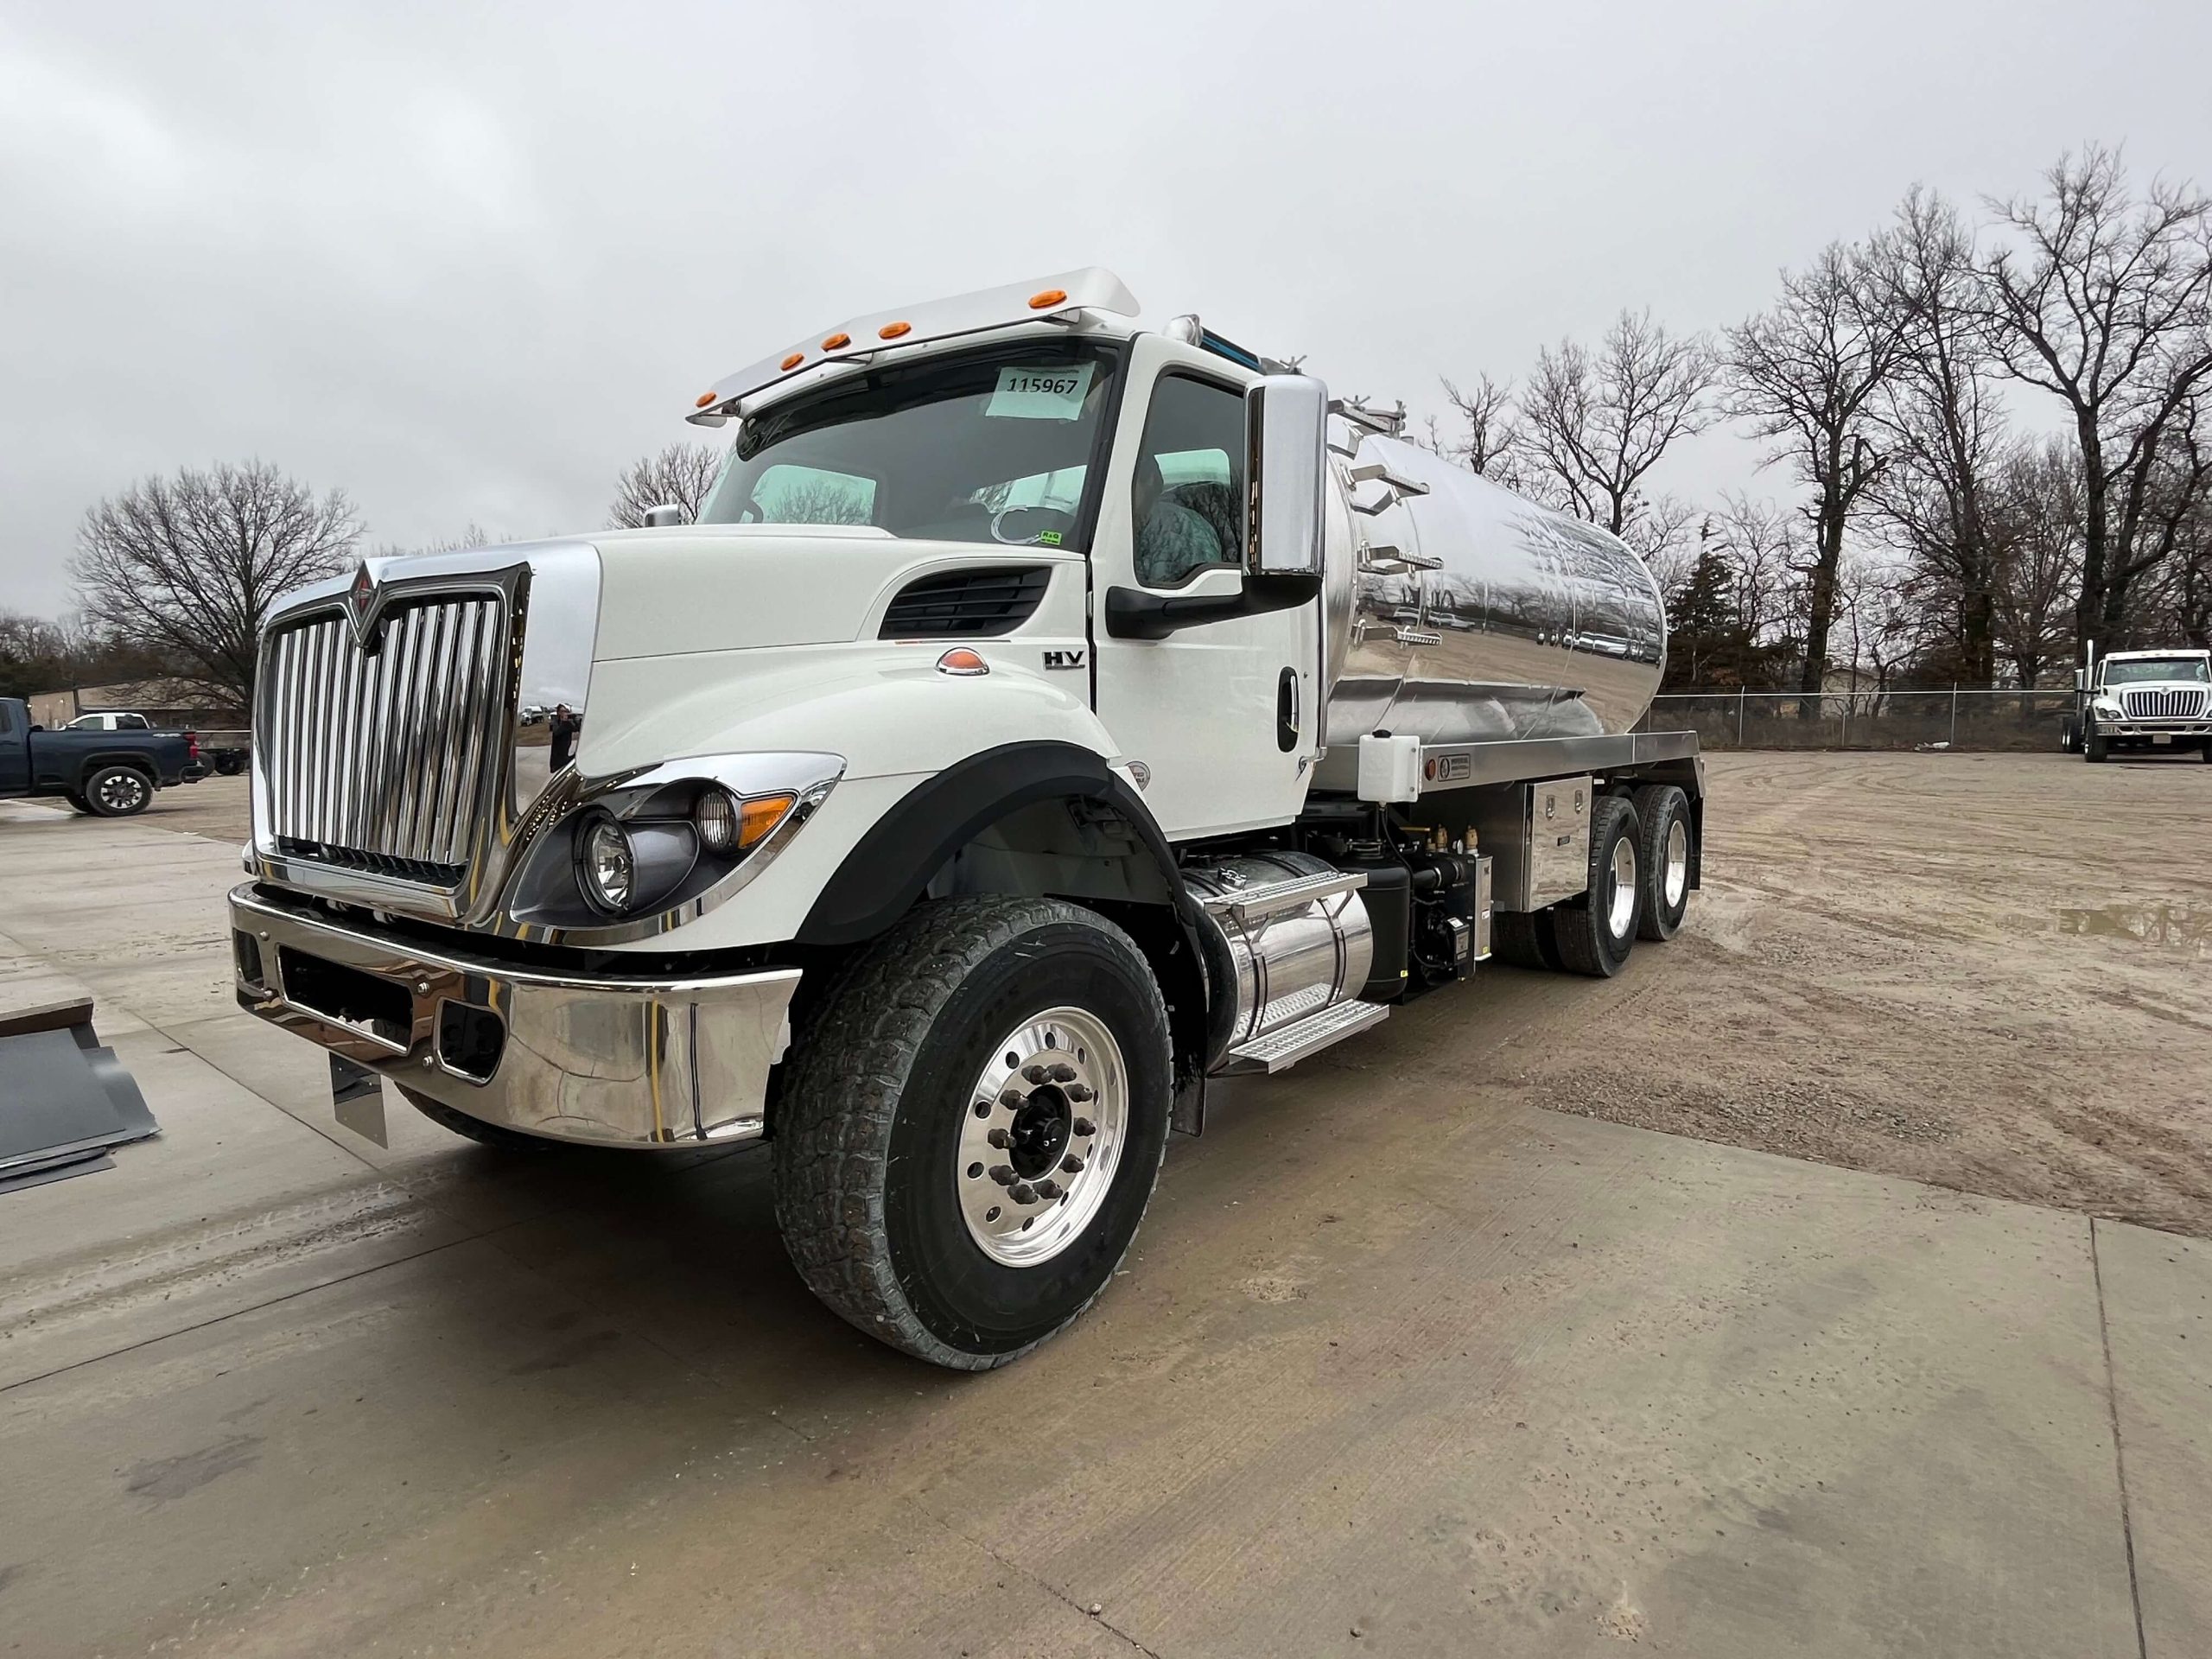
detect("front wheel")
[84,765,153,817]
[773,897,1173,1370]
[2084,724,2109,763]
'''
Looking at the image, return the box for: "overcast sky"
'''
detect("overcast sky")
[4,0,2209,618]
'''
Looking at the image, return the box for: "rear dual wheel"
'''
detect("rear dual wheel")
[1541,795,1643,976]
[772,896,1172,1370]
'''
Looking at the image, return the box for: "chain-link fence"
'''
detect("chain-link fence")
[1635,689,2081,752]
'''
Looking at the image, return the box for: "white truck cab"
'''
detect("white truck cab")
[2075,647,2212,762]
[230,270,1705,1368]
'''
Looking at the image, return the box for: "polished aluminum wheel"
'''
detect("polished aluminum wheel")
[957,1006,1127,1268]
[95,770,149,814]
[1605,835,1638,939]
[1663,818,1689,908]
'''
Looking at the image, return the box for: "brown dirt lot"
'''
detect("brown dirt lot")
[1522,748,2212,1238]
[37,752,2211,1236]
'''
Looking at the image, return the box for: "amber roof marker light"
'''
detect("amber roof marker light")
[780,351,804,371]
[694,391,718,409]
[878,321,912,339]
[1027,289,1068,310]
[822,332,851,350]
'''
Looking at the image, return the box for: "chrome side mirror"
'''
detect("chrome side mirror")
[642,503,688,528]
[1246,375,1327,577]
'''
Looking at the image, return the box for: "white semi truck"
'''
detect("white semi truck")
[2068,645,2212,762]
[230,270,1704,1368]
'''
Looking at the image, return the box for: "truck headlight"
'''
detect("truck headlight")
[2093,698,2124,719]
[577,814,637,914]
[504,753,843,940]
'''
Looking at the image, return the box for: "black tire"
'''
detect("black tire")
[2084,724,2109,763]
[1489,909,1547,968]
[63,791,94,815]
[83,764,153,817]
[1539,795,1642,978]
[2059,714,2080,752]
[1630,784,1692,941]
[773,896,1172,1370]
[397,1084,569,1153]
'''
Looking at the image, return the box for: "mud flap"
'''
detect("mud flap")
[1172,1070,1206,1137]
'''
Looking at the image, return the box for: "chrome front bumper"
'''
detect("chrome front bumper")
[229,883,798,1148]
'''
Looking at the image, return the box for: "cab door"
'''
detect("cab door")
[1090,337,1319,839]
[0,701,28,797]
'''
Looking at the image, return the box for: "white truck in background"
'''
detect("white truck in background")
[2069,645,2212,762]
[229,270,1704,1368]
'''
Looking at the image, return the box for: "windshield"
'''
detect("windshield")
[698,340,1123,551]
[2104,657,2210,685]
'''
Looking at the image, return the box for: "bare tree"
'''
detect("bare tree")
[1726,239,1910,702]
[1988,436,2083,688]
[1867,188,2011,685]
[1980,146,2212,658]
[1519,309,1717,546]
[1435,373,1527,485]
[608,442,725,528]
[1705,492,1804,654]
[71,461,359,711]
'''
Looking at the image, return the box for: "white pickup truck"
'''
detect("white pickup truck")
[2072,647,2212,762]
[230,270,1704,1368]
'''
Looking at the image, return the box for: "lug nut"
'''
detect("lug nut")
[1065,1084,1096,1103]
[986,1128,1012,1149]
[1073,1117,1096,1137]
[1047,1063,1077,1083]
[1060,1154,1084,1174]
[999,1088,1027,1107]
[1009,1182,1037,1205]
[1036,1179,1063,1201]
[1022,1064,1050,1084]
[989,1165,1014,1185]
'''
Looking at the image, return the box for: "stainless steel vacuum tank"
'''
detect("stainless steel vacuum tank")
[1312,430,1668,787]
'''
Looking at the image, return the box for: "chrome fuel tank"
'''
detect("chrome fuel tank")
[1313,434,1666,788]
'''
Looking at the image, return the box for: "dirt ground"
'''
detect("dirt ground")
[33,753,2212,1236]
[1524,748,2212,1238]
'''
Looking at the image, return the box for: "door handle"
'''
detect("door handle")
[1276,668,1300,753]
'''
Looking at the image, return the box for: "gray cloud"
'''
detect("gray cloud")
[4,0,2209,616]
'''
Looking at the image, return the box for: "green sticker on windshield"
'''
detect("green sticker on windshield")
[1038,529,1063,545]
[987,363,1095,421]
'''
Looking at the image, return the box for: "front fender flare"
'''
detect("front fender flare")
[797,741,1182,945]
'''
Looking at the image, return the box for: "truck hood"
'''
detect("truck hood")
[588,524,1074,660]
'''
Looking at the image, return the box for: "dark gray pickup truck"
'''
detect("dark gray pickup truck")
[0,696,203,817]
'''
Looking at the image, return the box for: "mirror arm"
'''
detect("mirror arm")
[1104,575,1321,640]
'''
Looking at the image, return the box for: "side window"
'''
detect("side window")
[1130,374,1245,588]
[119,714,149,729]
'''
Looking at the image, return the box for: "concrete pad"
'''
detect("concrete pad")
[2095,1221,2212,1656]
[0,1236,1135,1659]
[0,1029,472,1388]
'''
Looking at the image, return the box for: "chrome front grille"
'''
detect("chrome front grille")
[259,595,511,883]
[2121,687,2207,720]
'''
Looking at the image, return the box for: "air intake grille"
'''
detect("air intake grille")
[2121,687,2207,720]
[258,595,510,883]
[881,566,1051,638]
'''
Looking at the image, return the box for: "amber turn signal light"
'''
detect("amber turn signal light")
[936,647,989,677]
[737,791,798,851]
